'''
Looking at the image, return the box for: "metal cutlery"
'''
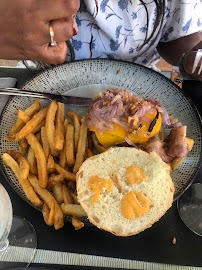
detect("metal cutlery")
[0,87,94,106]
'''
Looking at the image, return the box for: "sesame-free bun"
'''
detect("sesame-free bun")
[77,147,174,236]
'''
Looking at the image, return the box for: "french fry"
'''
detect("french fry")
[61,203,87,217]
[55,103,65,151]
[6,108,48,141]
[87,130,93,150]
[73,120,88,173]
[19,138,28,156]
[41,126,50,161]
[27,146,37,175]
[65,124,75,167]
[48,173,65,188]
[42,202,55,226]
[59,143,66,168]
[2,153,42,207]
[4,150,30,180]
[62,184,74,204]
[59,119,69,168]
[9,100,41,136]
[87,148,94,158]
[64,118,69,129]
[67,180,76,191]
[28,174,64,230]
[32,119,46,134]
[54,163,76,181]
[47,155,55,173]
[26,133,48,188]
[66,110,81,122]
[35,131,41,142]
[52,182,64,204]
[18,109,31,123]
[45,101,58,156]
[72,216,84,230]
[20,138,28,149]
[67,110,81,152]
[171,137,194,171]
[71,193,79,204]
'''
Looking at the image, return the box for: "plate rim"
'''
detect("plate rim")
[0,59,201,211]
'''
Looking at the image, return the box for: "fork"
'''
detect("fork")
[192,49,202,75]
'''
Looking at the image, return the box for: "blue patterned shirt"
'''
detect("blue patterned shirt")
[71,0,202,68]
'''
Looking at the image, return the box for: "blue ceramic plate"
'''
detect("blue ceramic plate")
[0,59,201,218]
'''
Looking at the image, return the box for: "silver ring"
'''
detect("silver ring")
[49,25,57,47]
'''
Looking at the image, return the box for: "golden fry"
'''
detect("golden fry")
[66,110,81,152]
[47,155,55,173]
[62,184,74,204]
[54,163,76,181]
[52,182,64,204]
[28,174,64,230]
[45,101,58,156]
[73,120,88,173]
[65,124,75,167]
[18,109,31,123]
[61,203,87,217]
[171,137,194,171]
[48,173,65,188]
[59,143,66,168]
[87,148,94,158]
[27,146,37,175]
[64,118,69,130]
[66,110,81,122]
[2,153,42,207]
[87,130,93,150]
[42,202,55,226]
[6,108,48,141]
[9,100,41,136]
[41,126,49,161]
[26,133,48,188]
[35,131,41,142]
[72,216,84,230]
[67,180,76,191]
[55,103,65,151]
[58,118,69,168]
[19,138,28,156]
[71,193,79,204]
[5,150,30,180]
[32,119,46,134]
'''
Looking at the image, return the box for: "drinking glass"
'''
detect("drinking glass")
[0,183,37,269]
[177,183,202,236]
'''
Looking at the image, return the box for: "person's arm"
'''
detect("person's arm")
[0,0,79,64]
[157,32,202,81]
[157,32,202,66]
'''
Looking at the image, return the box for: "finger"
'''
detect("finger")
[34,42,68,65]
[51,17,78,43]
[38,0,80,21]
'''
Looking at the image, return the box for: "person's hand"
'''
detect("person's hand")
[0,0,80,64]
[183,41,202,81]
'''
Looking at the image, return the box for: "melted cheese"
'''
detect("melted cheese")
[126,166,146,184]
[121,191,150,219]
[88,176,113,203]
[90,112,161,148]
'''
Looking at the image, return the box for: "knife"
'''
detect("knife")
[0,87,94,106]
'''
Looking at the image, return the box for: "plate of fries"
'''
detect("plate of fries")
[0,59,201,231]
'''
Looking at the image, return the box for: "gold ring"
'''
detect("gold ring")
[49,25,57,47]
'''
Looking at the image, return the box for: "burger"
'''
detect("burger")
[86,88,193,168]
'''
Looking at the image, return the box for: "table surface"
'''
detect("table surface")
[0,68,201,270]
